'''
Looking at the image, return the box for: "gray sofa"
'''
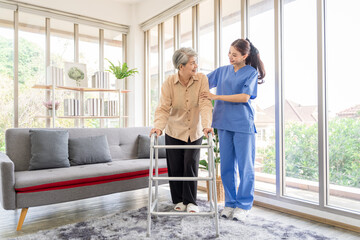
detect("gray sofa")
[0,127,168,230]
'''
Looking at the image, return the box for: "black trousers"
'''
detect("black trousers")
[165,134,203,205]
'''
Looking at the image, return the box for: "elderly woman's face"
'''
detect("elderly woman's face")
[180,56,198,76]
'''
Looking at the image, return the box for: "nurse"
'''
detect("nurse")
[200,38,265,221]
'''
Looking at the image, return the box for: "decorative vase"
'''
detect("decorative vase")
[47,109,56,116]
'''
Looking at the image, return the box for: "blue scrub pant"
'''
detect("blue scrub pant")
[218,129,255,210]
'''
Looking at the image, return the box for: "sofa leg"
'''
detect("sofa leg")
[16,208,28,231]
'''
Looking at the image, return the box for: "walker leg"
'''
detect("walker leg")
[155,146,159,215]
[213,172,219,237]
[147,181,152,237]
[210,145,219,237]
[147,146,154,237]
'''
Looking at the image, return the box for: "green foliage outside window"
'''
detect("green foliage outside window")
[262,118,360,187]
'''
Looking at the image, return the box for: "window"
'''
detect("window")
[164,18,174,81]
[79,24,100,128]
[50,19,75,128]
[50,19,74,68]
[198,0,214,73]
[282,0,318,202]
[104,29,123,127]
[104,30,123,89]
[0,8,14,152]
[149,26,159,125]
[221,0,241,66]
[18,12,46,128]
[179,8,192,48]
[326,0,360,212]
[249,0,276,193]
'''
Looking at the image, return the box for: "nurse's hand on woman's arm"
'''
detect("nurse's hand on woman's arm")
[203,128,214,138]
[201,91,250,103]
[149,128,162,137]
[200,91,217,100]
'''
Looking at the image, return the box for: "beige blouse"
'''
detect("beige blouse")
[154,72,213,142]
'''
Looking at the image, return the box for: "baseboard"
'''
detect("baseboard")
[254,200,360,233]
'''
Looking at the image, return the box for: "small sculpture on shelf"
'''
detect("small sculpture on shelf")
[105,58,138,89]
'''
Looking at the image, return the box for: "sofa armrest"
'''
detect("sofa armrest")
[0,152,16,210]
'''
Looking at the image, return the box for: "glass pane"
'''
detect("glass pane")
[50,19,75,128]
[50,19,74,68]
[164,18,175,81]
[326,0,360,212]
[199,0,214,74]
[149,26,159,125]
[0,8,14,151]
[283,0,318,202]
[79,24,99,83]
[79,24,99,128]
[179,8,192,48]
[104,29,123,128]
[249,0,276,194]
[18,12,46,128]
[221,0,241,66]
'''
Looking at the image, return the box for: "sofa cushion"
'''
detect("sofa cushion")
[29,129,70,170]
[15,158,168,193]
[137,134,166,158]
[69,135,112,166]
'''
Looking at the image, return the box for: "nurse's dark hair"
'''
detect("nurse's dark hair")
[231,38,265,84]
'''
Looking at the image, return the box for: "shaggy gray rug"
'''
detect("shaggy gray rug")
[13,200,336,240]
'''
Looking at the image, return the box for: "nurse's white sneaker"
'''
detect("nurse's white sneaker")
[221,207,234,218]
[232,208,249,221]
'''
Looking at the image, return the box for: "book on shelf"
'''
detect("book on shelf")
[104,100,118,116]
[85,98,105,116]
[92,71,110,89]
[46,66,64,86]
[64,99,80,116]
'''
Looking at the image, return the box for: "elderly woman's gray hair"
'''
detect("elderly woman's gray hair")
[172,47,198,70]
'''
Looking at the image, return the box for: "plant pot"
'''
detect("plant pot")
[206,176,225,203]
[47,109,56,116]
[115,79,122,89]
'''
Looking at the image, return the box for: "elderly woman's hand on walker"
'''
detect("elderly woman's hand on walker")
[203,128,214,138]
[149,128,162,137]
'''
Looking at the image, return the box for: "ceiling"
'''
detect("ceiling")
[109,0,149,4]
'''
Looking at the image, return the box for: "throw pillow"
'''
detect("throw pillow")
[137,134,166,158]
[69,135,112,166]
[29,129,70,170]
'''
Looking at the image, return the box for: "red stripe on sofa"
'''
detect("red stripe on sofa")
[15,168,168,194]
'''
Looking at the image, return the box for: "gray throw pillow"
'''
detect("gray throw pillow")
[29,129,70,170]
[69,135,112,166]
[137,134,166,158]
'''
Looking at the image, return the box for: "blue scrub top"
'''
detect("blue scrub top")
[207,65,258,134]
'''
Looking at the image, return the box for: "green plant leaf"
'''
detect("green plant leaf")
[105,58,138,79]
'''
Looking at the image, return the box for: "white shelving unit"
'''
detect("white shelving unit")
[32,84,130,128]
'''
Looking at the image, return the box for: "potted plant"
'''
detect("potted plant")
[105,58,138,89]
[43,100,60,116]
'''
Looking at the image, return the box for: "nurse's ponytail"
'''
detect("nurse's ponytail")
[231,38,265,84]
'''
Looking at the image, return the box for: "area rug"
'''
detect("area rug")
[12,200,336,240]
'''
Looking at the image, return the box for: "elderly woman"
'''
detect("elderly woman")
[150,47,213,213]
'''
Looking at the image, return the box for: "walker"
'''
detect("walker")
[147,133,219,237]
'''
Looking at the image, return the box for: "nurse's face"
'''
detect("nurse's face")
[228,46,247,65]
[180,56,198,77]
